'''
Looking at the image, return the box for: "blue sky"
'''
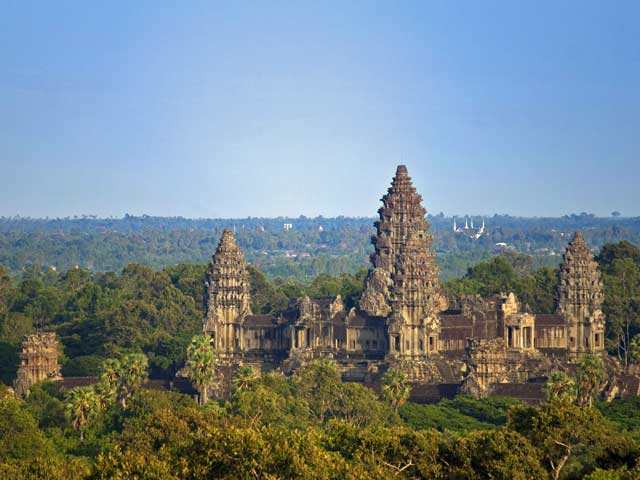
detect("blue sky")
[1,1,638,218]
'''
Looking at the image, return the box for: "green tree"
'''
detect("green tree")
[602,258,640,367]
[116,353,148,409]
[576,355,607,408]
[185,334,218,405]
[94,354,148,410]
[444,428,547,480]
[381,368,410,413]
[0,266,14,319]
[64,386,99,441]
[231,366,258,394]
[295,359,342,423]
[545,371,577,404]
[0,393,55,460]
[508,400,632,480]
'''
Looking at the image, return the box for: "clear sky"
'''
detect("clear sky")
[1,1,638,218]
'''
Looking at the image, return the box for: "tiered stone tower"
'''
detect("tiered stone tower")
[557,231,605,354]
[13,332,62,397]
[360,165,446,360]
[204,229,252,356]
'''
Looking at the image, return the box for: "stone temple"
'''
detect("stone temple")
[204,166,611,399]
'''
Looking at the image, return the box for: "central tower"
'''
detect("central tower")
[360,165,446,360]
[204,229,252,356]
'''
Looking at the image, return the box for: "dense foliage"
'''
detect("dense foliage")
[1,237,640,478]
[1,360,640,479]
[2,214,639,281]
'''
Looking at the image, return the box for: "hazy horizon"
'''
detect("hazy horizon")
[2,1,639,218]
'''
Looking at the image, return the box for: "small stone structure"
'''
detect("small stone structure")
[14,332,62,397]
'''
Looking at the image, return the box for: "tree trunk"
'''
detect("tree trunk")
[552,442,571,480]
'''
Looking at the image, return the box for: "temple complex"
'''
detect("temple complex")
[203,165,611,399]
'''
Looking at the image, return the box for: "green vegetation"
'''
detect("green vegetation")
[444,253,558,312]
[1,359,640,478]
[1,214,639,282]
[185,335,218,405]
[0,238,640,477]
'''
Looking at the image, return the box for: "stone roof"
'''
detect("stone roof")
[491,382,546,404]
[347,312,386,328]
[244,314,278,328]
[409,383,460,403]
[57,376,97,388]
[440,314,474,328]
[56,377,197,395]
[535,314,566,326]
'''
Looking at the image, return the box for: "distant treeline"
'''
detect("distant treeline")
[1,214,639,282]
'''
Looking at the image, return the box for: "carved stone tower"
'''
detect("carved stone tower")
[360,165,446,360]
[204,229,252,356]
[557,231,605,354]
[14,332,62,398]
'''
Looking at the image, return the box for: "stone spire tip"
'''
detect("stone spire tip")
[396,165,408,176]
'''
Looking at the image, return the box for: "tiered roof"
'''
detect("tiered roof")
[205,229,252,323]
[360,165,445,322]
[557,231,604,317]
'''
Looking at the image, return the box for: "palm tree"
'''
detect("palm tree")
[381,368,410,413]
[95,354,148,410]
[232,366,258,394]
[65,387,99,441]
[96,358,120,409]
[117,353,148,409]
[576,355,606,408]
[186,335,218,405]
[545,371,576,403]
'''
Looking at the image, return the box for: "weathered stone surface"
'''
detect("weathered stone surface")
[204,229,252,356]
[558,231,606,354]
[14,332,61,398]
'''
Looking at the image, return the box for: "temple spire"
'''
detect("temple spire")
[557,231,605,353]
[204,229,252,351]
[360,164,445,326]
